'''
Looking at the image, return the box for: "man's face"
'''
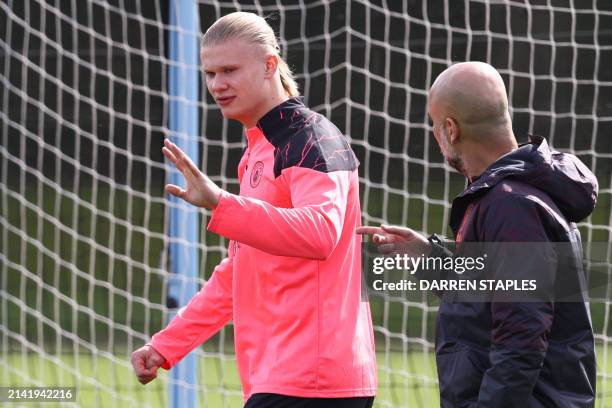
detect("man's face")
[429,98,466,176]
[201,39,269,127]
[437,124,465,175]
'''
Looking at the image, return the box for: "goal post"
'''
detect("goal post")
[167,0,200,407]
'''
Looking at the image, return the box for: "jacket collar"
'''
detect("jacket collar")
[245,126,264,147]
[449,135,548,235]
[256,97,310,147]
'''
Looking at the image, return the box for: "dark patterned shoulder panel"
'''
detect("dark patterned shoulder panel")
[257,98,359,178]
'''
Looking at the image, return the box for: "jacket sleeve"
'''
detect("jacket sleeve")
[207,167,350,260]
[148,250,234,370]
[477,195,556,407]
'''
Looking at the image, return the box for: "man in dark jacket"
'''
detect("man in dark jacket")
[358,62,598,407]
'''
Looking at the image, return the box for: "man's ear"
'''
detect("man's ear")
[445,117,460,144]
[264,54,279,79]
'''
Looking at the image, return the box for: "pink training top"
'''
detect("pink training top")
[149,98,377,400]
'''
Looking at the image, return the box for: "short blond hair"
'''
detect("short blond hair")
[201,12,299,98]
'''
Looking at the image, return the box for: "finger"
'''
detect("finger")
[162,146,179,164]
[373,234,390,244]
[165,139,203,179]
[165,184,186,198]
[165,139,194,170]
[141,365,157,375]
[152,355,166,367]
[131,352,145,367]
[381,224,415,237]
[145,355,161,370]
[164,137,178,152]
[162,145,192,177]
[137,366,157,379]
[162,146,190,177]
[145,357,155,370]
[147,345,166,365]
[183,154,203,179]
[356,226,382,236]
[132,357,146,372]
[164,139,189,168]
[138,373,156,385]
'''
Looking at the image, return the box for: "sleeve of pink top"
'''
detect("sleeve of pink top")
[147,253,234,370]
[207,167,350,260]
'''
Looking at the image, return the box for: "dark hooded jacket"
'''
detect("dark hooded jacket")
[436,135,598,408]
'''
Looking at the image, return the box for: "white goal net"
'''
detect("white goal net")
[1,1,610,407]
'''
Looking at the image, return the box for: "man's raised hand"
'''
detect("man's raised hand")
[162,138,223,209]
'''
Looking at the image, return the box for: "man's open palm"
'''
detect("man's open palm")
[162,138,222,209]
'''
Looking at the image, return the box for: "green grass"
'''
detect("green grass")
[2,346,611,407]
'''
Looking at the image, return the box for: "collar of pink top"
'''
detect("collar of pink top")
[245,126,264,147]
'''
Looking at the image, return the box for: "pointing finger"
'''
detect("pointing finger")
[373,234,390,244]
[356,226,382,236]
[381,224,415,238]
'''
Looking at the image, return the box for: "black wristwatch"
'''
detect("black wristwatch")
[427,234,451,258]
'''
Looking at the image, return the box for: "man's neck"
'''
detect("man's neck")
[465,138,517,182]
[243,88,290,129]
